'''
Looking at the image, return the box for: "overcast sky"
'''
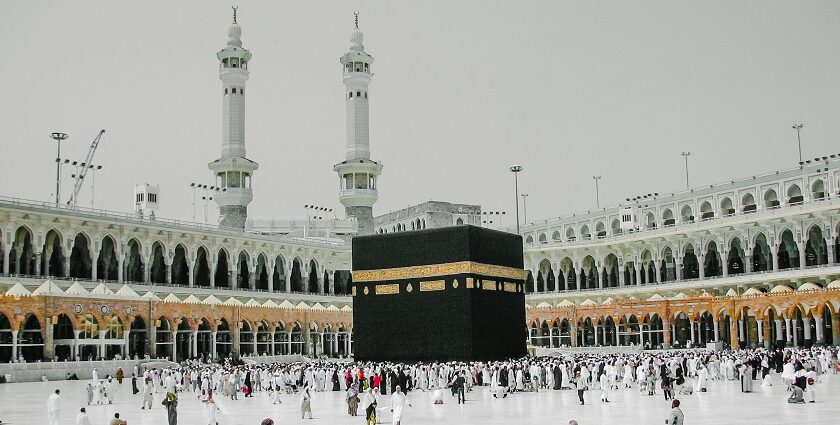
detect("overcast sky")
[2,1,839,226]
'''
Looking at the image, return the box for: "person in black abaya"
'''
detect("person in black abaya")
[332,369,340,391]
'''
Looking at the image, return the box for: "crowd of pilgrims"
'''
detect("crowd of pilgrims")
[73,346,837,424]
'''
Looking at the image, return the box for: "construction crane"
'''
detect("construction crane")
[67,129,106,207]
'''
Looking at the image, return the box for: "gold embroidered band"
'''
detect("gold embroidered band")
[353,261,526,283]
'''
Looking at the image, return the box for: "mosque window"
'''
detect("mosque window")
[364,63,369,72]
[240,88,244,95]
[349,92,353,99]
[222,58,229,68]
[356,91,361,97]
[232,88,237,94]
[364,92,368,99]
[225,88,228,95]
[241,61,247,69]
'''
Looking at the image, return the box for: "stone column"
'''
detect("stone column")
[143,263,151,284]
[686,320,693,346]
[232,325,241,357]
[43,320,55,360]
[570,325,578,347]
[270,333,275,356]
[784,318,793,347]
[757,320,764,345]
[329,270,336,295]
[11,330,18,361]
[803,317,812,345]
[252,331,258,355]
[91,251,99,281]
[211,331,217,361]
[797,242,807,270]
[287,335,292,355]
[98,330,106,360]
[149,324,157,358]
[597,265,604,289]
[654,261,662,284]
[774,319,784,346]
[172,331,178,361]
[187,264,193,287]
[117,256,124,283]
[73,330,81,360]
[729,319,738,349]
[554,269,561,293]
[663,320,672,349]
[191,331,198,359]
[209,261,216,288]
[613,324,619,345]
[738,319,745,343]
[285,261,292,292]
[771,245,779,272]
[268,259,275,293]
[2,247,9,275]
[675,257,683,281]
[722,250,729,277]
[249,263,256,290]
[713,320,720,342]
[828,238,836,264]
[814,316,824,345]
[698,254,706,279]
[634,264,641,286]
[594,325,600,345]
[618,264,625,287]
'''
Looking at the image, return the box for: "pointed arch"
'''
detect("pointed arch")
[171,244,190,286]
[741,193,756,213]
[307,259,320,293]
[68,232,92,279]
[149,241,166,284]
[124,238,144,282]
[42,228,65,277]
[215,248,230,287]
[273,254,286,292]
[290,257,304,292]
[194,246,211,287]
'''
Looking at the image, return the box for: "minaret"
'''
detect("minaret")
[334,13,383,236]
[209,7,258,229]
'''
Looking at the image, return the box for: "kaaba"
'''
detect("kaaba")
[352,225,527,362]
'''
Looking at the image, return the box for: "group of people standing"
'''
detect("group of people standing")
[36,345,837,425]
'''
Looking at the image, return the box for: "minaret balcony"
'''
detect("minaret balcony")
[338,188,378,207]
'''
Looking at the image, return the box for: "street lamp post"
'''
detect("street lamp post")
[50,132,68,205]
[681,152,691,189]
[592,176,602,208]
[521,194,529,224]
[509,165,523,234]
[792,123,804,165]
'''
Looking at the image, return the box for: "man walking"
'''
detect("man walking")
[47,389,61,425]
[455,372,466,404]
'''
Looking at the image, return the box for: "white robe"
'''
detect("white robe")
[391,392,408,421]
[76,412,92,425]
[47,393,60,425]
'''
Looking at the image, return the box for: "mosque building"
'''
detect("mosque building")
[0,10,838,366]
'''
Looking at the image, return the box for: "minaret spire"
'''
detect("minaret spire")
[334,14,382,236]
[210,9,258,229]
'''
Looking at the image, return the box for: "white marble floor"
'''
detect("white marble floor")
[0,373,837,425]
